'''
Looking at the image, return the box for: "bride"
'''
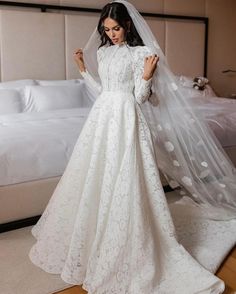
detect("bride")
[29,1,236,293]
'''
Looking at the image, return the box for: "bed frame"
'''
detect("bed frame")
[0,1,210,232]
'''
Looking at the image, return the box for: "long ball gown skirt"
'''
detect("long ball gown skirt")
[29,44,225,293]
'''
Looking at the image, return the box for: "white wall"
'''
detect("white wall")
[0,0,235,96]
[130,0,236,97]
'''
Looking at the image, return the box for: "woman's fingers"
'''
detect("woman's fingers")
[145,55,159,68]
[154,54,159,62]
[74,48,83,54]
[73,48,83,58]
[146,54,159,63]
[143,54,159,79]
[73,48,86,72]
[152,55,159,63]
[153,56,159,66]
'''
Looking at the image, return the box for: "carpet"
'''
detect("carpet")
[0,226,70,294]
[0,191,235,294]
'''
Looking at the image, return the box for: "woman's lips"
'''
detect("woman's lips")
[112,38,118,42]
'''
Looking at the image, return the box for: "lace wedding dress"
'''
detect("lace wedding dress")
[29,43,225,294]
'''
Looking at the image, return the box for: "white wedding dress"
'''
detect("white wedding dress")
[29,43,225,294]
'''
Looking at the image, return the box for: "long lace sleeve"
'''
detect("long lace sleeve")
[80,70,102,93]
[133,46,153,104]
[79,47,105,94]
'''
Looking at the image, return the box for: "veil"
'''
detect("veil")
[83,0,236,220]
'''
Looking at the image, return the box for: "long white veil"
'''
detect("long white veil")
[83,0,236,220]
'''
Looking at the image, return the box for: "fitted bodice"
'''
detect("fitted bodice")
[98,44,135,93]
[81,43,153,104]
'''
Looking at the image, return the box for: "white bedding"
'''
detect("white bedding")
[0,108,90,186]
[0,96,235,186]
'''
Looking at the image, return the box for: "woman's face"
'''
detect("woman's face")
[103,18,125,45]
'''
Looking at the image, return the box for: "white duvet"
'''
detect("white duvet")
[0,108,90,186]
[0,96,236,186]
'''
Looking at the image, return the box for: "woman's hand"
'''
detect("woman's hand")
[143,54,159,81]
[73,48,86,72]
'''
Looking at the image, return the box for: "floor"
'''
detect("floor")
[56,246,236,294]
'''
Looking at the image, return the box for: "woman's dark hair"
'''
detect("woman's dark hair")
[97,2,144,48]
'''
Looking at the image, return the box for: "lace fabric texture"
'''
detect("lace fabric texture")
[81,44,152,103]
[29,44,226,293]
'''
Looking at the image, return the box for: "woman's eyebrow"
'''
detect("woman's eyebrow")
[104,25,120,29]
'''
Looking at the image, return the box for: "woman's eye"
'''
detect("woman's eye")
[104,26,120,32]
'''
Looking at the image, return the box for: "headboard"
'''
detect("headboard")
[0,1,208,81]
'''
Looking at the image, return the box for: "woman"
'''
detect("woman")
[29,1,235,293]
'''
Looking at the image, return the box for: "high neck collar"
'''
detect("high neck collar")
[113,41,128,47]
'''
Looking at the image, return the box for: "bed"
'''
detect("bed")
[0,76,235,227]
[0,2,235,230]
[0,78,92,226]
[176,75,236,167]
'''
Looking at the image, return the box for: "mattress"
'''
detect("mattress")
[0,108,90,186]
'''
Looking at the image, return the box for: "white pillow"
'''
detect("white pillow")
[0,89,23,114]
[36,79,81,86]
[0,79,36,89]
[23,84,92,112]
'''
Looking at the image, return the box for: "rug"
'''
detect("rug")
[0,191,235,294]
[0,226,70,294]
